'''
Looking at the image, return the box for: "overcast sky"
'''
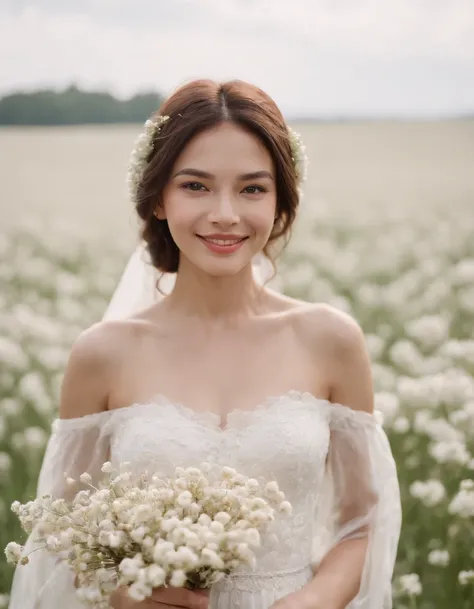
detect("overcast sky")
[1,0,473,118]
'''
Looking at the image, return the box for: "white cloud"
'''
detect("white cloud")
[1,0,473,116]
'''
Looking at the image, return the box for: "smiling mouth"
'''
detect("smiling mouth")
[197,236,248,245]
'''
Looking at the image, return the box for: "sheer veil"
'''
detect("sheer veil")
[102,241,276,321]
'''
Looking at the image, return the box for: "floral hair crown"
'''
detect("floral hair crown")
[126,115,308,204]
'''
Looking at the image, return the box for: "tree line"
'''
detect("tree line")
[0,85,164,125]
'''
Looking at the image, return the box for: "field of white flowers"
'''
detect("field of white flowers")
[1,192,474,608]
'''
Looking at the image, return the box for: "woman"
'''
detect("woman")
[8,79,401,609]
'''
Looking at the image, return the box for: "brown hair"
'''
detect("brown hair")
[135,79,300,275]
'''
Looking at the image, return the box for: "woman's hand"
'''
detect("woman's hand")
[110,585,210,609]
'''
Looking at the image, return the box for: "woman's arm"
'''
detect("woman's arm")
[305,314,375,609]
[273,309,379,609]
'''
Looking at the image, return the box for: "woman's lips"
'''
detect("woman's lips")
[197,235,248,254]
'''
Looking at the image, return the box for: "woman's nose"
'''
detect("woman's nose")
[208,195,240,225]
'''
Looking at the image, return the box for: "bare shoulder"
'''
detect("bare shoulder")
[59,319,131,419]
[295,303,374,413]
[302,302,365,349]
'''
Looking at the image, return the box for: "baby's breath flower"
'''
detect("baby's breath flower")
[398,573,422,596]
[126,115,170,204]
[170,569,187,587]
[146,564,166,587]
[79,472,92,485]
[265,481,279,494]
[222,466,237,478]
[4,542,23,564]
[214,512,231,525]
[201,548,225,570]
[6,462,291,602]
[176,490,193,507]
[101,462,113,474]
[428,549,450,567]
[288,126,309,184]
[459,570,474,585]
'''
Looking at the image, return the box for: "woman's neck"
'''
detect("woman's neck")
[162,261,269,323]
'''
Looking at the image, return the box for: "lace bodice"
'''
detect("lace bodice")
[9,391,402,609]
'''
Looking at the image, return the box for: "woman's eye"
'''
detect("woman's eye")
[243,185,267,194]
[182,181,206,191]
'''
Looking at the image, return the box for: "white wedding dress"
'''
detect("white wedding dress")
[8,245,402,609]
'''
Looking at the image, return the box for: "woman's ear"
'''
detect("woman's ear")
[154,206,166,220]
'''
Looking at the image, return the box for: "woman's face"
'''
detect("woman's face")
[157,122,277,277]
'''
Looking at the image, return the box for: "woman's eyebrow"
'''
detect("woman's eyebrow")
[172,168,274,181]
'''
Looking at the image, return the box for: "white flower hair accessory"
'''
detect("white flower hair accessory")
[126,115,308,204]
[288,126,309,185]
[126,115,170,205]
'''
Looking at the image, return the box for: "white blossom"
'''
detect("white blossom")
[409,480,446,507]
[398,573,422,596]
[5,542,23,564]
[427,549,450,566]
[459,570,474,585]
[448,480,474,517]
[5,462,291,604]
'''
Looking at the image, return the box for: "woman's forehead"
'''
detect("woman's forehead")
[175,123,273,172]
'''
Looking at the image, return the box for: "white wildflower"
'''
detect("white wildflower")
[265,481,280,494]
[279,501,293,515]
[79,472,92,485]
[392,416,410,434]
[448,481,474,518]
[201,548,225,570]
[101,462,113,474]
[410,480,446,507]
[119,556,143,581]
[12,427,47,452]
[398,573,422,596]
[429,441,470,465]
[128,580,152,602]
[428,549,450,566]
[0,398,23,418]
[405,315,450,350]
[176,491,193,507]
[0,337,29,371]
[4,542,23,564]
[374,392,400,424]
[459,570,474,585]
[146,564,166,587]
[169,569,187,587]
[214,512,231,525]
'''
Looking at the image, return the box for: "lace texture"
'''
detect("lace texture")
[8,391,402,609]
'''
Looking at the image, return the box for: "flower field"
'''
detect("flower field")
[1,122,474,608]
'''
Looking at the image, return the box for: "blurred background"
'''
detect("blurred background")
[1,1,474,608]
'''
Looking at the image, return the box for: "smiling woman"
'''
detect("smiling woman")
[7,78,401,609]
[134,79,300,276]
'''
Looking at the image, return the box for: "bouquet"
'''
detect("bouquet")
[5,461,292,607]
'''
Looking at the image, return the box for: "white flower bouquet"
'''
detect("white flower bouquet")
[5,461,292,608]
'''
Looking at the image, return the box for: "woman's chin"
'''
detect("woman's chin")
[187,254,256,278]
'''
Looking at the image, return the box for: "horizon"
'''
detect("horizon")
[1,83,473,122]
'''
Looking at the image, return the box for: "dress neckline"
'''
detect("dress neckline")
[123,390,328,432]
[54,390,379,433]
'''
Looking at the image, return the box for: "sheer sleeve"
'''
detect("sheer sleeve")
[312,404,402,609]
[8,410,115,609]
